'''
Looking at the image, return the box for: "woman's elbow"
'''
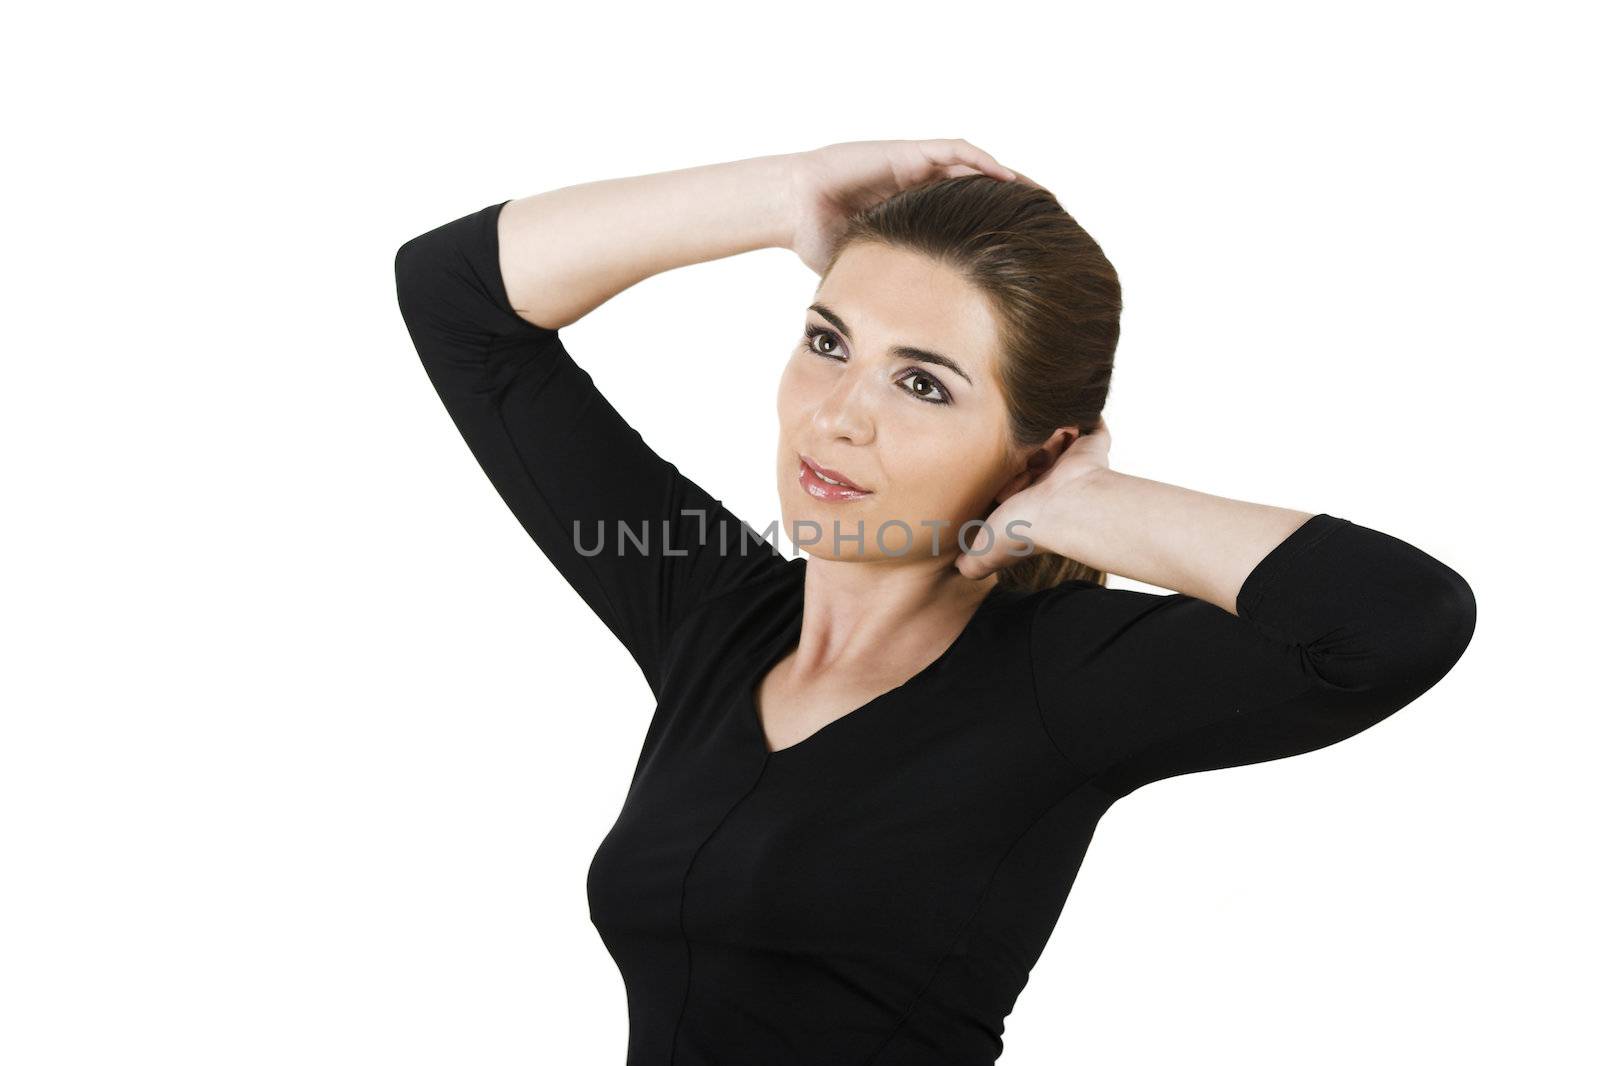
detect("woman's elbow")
[1365,565,1477,695]
[1426,565,1477,680]
[1305,563,1476,697]
[393,233,438,316]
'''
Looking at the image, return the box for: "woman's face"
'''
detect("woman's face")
[776,241,1023,565]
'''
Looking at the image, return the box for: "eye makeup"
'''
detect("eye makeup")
[801,323,953,406]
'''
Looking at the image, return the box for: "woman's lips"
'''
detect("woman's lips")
[798,455,872,501]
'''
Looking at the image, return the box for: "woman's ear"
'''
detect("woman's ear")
[993,425,1080,505]
[1026,425,1080,476]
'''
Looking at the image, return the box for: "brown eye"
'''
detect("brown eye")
[900,371,950,405]
[804,324,844,359]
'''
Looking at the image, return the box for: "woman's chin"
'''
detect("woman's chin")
[780,511,937,563]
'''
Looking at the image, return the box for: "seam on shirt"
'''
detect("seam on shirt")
[475,197,798,690]
[1025,590,1098,781]
[404,210,650,685]
[481,360,665,691]
[467,203,660,685]
[669,755,772,1066]
[861,774,1114,1065]
[482,332,789,696]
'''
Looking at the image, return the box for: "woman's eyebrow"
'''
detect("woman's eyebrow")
[809,302,974,386]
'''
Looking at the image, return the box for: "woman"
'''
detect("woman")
[393,139,1476,1065]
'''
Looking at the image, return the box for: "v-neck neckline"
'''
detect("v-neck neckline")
[745,565,1008,759]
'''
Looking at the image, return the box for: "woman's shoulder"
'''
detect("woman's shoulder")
[1012,576,1115,625]
[1018,576,1214,678]
[662,554,805,664]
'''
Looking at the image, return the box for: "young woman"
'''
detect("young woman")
[393,139,1476,1066]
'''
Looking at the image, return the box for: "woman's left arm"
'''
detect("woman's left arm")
[965,415,1463,622]
[1029,466,1477,695]
[1021,484,1476,796]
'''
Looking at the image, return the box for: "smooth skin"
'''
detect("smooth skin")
[497,139,1312,753]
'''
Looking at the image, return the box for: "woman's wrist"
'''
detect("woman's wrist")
[767,151,806,253]
[1029,467,1122,563]
[725,150,805,252]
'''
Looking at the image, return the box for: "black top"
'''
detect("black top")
[393,200,1477,1065]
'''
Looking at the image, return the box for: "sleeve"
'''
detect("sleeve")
[393,199,788,698]
[1030,513,1477,799]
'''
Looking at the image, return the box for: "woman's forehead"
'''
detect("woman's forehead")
[817,244,1002,375]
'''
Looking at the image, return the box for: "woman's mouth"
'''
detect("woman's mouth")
[798,455,873,501]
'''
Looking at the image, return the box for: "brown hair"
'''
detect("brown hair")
[822,174,1120,593]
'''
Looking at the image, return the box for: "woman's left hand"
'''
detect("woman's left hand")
[955,416,1114,580]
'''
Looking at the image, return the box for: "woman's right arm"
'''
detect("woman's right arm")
[393,154,803,698]
[394,143,1023,694]
[498,139,1026,319]
[497,153,800,329]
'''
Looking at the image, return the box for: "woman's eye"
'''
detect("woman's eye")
[804,324,844,359]
[803,324,950,406]
[899,372,950,405]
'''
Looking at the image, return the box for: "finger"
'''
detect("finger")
[936,163,987,181]
[918,138,1017,182]
[956,517,1031,580]
[958,542,1024,581]
[956,551,996,581]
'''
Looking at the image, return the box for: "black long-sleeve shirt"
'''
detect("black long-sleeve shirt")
[393,199,1477,1065]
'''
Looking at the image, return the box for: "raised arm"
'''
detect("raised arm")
[1031,511,1476,797]
[392,155,804,696]
[493,153,798,329]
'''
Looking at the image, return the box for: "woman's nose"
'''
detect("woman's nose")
[810,371,874,444]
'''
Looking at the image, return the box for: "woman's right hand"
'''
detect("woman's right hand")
[784,139,1035,275]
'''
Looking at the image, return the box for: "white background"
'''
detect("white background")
[5,2,1594,1063]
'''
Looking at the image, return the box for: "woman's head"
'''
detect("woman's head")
[775,174,1119,593]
